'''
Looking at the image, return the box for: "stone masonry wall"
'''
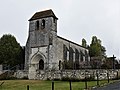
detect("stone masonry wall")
[15,69,119,80]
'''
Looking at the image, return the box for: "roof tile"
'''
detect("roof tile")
[29,9,58,21]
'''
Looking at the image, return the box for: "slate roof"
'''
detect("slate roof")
[29,9,58,21]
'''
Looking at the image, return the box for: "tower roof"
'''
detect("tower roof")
[29,9,58,21]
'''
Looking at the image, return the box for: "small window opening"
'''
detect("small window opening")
[41,19,45,29]
[53,18,56,23]
[36,21,39,30]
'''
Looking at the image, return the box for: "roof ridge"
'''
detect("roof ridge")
[29,9,58,21]
[36,9,52,13]
[57,36,87,49]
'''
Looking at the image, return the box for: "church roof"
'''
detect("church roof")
[57,36,87,49]
[29,9,58,21]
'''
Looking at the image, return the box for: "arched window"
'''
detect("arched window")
[39,59,44,70]
[75,49,79,69]
[85,50,88,61]
[36,20,39,30]
[80,51,84,62]
[69,47,74,62]
[63,44,68,61]
[41,19,45,29]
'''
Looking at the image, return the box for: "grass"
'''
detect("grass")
[0,80,116,90]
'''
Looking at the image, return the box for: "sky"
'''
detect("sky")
[0,0,120,58]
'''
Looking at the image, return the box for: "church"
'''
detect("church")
[25,9,90,79]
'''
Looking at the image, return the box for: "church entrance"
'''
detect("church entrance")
[39,59,44,70]
[28,53,46,79]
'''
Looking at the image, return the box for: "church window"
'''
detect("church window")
[75,49,79,61]
[85,50,88,61]
[63,44,68,60]
[80,51,84,62]
[69,47,74,62]
[41,19,45,29]
[75,49,80,69]
[67,51,69,61]
[69,47,74,69]
[36,20,39,30]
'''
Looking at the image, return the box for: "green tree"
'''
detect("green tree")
[0,34,24,68]
[89,36,106,57]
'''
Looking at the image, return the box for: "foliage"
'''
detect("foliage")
[61,76,95,82]
[101,57,118,69]
[61,77,80,82]
[89,36,106,57]
[62,61,80,70]
[63,61,73,69]
[21,76,28,80]
[81,76,95,81]
[81,36,106,57]
[0,34,24,68]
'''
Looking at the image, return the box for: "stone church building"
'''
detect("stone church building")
[25,9,90,79]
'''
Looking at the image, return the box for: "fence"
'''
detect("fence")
[26,81,82,90]
[0,76,119,90]
[25,79,118,90]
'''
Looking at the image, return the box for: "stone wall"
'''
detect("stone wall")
[14,70,28,79]
[15,69,119,80]
[57,36,90,69]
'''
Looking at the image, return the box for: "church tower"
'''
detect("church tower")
[25,9,58,79]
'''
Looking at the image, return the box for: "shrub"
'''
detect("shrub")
[61,77,80,82]
[53,78,60,81]
[21,76,28,80]
[82,76,95,81]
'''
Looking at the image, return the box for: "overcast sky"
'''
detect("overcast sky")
[0,0,120,58]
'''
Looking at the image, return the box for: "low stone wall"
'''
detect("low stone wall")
[14,69,120,80]
[14,70,28,79]
[30,69,119,80]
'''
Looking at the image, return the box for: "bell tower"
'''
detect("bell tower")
[25,9,58,72]
[29,9,58,47]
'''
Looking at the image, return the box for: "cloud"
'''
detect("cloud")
[61,0,73,10]
[0,0,120,58]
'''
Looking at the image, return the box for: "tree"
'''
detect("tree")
[0,34,24,68]
[89,36,106,57]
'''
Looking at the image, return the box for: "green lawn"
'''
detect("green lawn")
[0,80,114,90]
